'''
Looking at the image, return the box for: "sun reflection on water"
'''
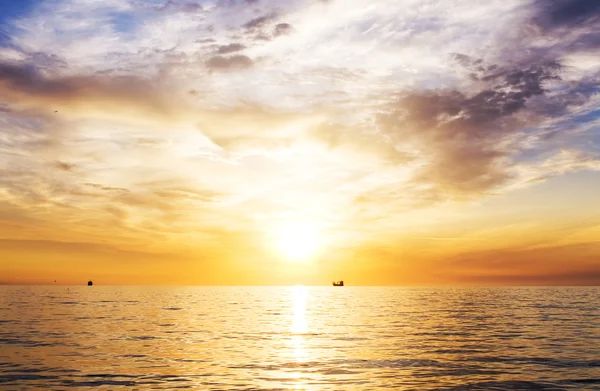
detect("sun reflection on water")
[291,285,308,334]
[285,286,311,389]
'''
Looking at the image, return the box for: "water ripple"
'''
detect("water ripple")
[0,286,598,390]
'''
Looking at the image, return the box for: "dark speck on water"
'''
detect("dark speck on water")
[0,286,599,390]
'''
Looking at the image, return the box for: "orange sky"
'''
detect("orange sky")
[1,0,600,285]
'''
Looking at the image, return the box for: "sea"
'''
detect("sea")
[1,286,599,390]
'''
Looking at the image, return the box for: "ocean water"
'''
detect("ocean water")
[1,286,599,390]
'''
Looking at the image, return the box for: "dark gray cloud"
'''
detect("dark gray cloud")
[205,55,253,71]
[253,33,271,41]
[84,183,130,193]
[131,0,203,13]
[243,12,277,30]
[196,38,216,44]
[521,0,600,57]
[274,23,293,36]
[533,0,600,30]
[0,62,47,92]
[153,1,203,13]
[55,161,75,171]
[0,61,171,114]
[401,61,560,127]
[216,43,246,54]
[27,52,68,70]
[375,60,567,194]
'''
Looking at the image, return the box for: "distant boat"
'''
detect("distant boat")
[87,280,93,286]
[332,280,344,286]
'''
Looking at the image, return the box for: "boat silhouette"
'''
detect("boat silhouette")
[332,280,344,286]
[87,280,93,286]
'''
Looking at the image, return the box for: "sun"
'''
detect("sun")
[272,221,320,262]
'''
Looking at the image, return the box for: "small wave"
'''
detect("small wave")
[431,348,485,354]
[281,361,317,369]
[321,368,360,375]
[126,335,158,341]
[0,338,53,347]
[61,379,138,387]
[174,358,206,363]
[333,336,369,341]
[0,374,60,384]
[469,356,600,368]
[569,378,600,383]
[367,358,442,368]
[437,380,566,390]
[82,373,137,379]
[0,363,21,369]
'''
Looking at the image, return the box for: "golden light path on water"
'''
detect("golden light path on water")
[288,286,309,388]
[291,286,308,335]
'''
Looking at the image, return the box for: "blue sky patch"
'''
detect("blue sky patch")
[0,0,39,45]
[110,12,138,35]
[0,0,38,25]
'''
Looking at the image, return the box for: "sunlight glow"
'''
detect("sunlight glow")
[272,221,320,262]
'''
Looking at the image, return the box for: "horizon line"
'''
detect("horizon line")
[1,283,599,287]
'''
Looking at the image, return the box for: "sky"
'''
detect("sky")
[1,0,600,285]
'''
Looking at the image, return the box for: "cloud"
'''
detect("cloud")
[311,121,412,165]
[0,61,175,117]
[354,1,600,200]
[196,104,318,152]
[196,38,216,44]
[242,12,278,30]
[153,187,221,202]
[372,60,566,195]
[274,23,293,36]
[532,0,600,30]
[55,161,76,171]
[84,183,131,193]
[216,43,246,54]
[0,238,173,259]
[505,0,600,62]
[439,242,600,285]
[205,54,253,71]
[152,1,203,13]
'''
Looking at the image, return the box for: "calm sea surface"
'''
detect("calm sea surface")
[1,286,599,390]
